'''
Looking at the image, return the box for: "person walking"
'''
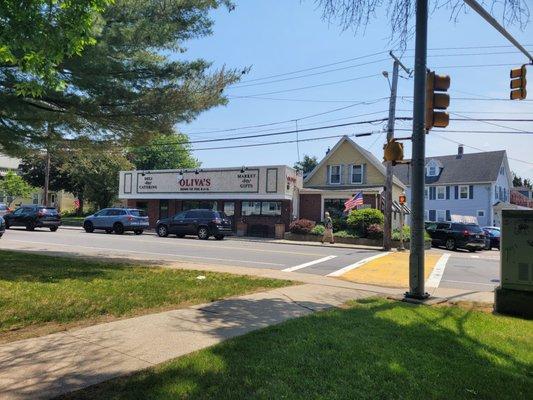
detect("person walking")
[321,211,335,244]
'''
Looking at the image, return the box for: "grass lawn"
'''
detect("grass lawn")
[62,298,532,400]
[0,250,291,342]
[60,216,84,226]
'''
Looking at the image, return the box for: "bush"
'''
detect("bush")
[289,219,316,234]
[367,224,384,239]
[331,216,348,232]
[347,208,384,236]
[335,230,358,239]
[311,224,325,236]
[392,225,431,242]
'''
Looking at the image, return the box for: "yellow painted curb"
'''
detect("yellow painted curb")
[341,251,441,288]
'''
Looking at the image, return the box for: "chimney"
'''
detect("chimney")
[326,147,330,155]
[458,144,464,156]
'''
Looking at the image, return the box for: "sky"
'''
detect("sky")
[175,1,533,180]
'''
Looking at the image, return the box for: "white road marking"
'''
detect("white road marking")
[326,252,390,277]
[282,255,337,272]
[1,239,285,267]
[440,279,497,287]
[426,253,450,289]
[470,255,480,258]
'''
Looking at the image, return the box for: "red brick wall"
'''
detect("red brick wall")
[299,194,322,222]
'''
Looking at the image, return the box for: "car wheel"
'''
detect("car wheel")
[25,221,36,231]
[197,227,209,240]
[83,221,94,233]
[157,224,169,237]
[134,229,143,235]
[113,222,125,235]
[49,226,58,232]
[445,238,456,251]
[4,221,9,229]
[215,234,224,240]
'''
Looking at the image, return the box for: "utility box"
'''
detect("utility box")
[495,209,533,318]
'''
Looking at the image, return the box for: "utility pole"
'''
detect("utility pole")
[383,52,410,251]
[43,123,51,207]
[407,0,429,299]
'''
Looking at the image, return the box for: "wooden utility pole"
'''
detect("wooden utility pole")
[43,124,52,206]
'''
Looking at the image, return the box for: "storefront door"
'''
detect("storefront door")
[223,202,236,231]
[159,200,169,219]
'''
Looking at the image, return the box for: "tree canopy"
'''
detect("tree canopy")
[127,133,200,171]
[1,0,242,154]
[0,0,112,96]
[294,155,318,174]
[0,170,34,206]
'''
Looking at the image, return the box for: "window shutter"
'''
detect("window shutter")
[429,210,436,222]
[446,186,450,200]
[469,185,474,199]
[362,163,367,184]
[326,165,330,184]
[430,187,436,200]
[339,165,343,184]
[446,210,451,221]
[454,185,459,199]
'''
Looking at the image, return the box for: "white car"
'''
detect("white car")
[0,204,11,217]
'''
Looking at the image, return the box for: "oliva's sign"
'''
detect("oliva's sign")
[137,169,260,194]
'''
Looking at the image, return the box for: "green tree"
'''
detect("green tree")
[293,155,318,174]
[0,0,111,96]
[1,0,242,154]
[63,149,132,210]
[0,171,34,206]
[128,133,200,170]
[512,172,523,188]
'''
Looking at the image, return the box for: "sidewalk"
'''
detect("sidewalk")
[0,282,391,400]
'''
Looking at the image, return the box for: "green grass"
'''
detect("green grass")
[60,216,84,226]
[0,250,291,337]
[62,298,532,400]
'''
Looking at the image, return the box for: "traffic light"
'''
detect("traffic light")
[399,194,406,205]
[510,65,527,100]
[383,139,404,165]
[425,70,450,130]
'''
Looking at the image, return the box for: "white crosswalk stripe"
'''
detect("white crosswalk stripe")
[282,255,337,272]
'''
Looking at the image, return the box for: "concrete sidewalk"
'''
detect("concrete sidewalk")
[0,282,392,400]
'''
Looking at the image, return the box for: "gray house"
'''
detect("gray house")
[393,145,511,227]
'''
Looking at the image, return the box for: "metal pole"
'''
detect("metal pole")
[383,60,399,251]
[43,124,51,207]
[407,0,429,299]
[399,208,405,251]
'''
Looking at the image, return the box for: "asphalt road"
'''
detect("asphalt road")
[0,227,500,291]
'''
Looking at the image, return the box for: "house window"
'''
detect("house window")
[427,165,437,176]
[503,188,507,202]
[494,186,499,200]
[477,210,485,217]
[424,210,429,221]
[436,210,446,222]
[329,165,341,184]
[32,193,39,205]
[459,185,469,199]
[424,187,429,200]
[350,164,363,184]
[436,186,446,200]
[500,166,505,175]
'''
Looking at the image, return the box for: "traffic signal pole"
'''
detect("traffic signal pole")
[407,0,429,299]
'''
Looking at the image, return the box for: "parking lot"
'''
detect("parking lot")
[0,226,500,293]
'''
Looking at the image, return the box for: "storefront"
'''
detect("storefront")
[119,166,302,237]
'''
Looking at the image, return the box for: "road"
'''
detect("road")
[0,227,500,292]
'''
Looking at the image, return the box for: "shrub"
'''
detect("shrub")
[311,224,325,236]
[392,225,431,242]
[335,230,358,239]
[289,219,316,234]
[367,223,384,239]
[347,208,384,236]
[331,216,348,232]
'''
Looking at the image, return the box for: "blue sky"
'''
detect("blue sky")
[176,1,533,179]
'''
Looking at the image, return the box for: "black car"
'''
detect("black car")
[0,216,5,238]
[156,209,232,240]
[426,222,486,252]
[482,227,501,250]
[4,205,62,231]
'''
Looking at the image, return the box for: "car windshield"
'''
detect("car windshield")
[41,208,58,215]
[129,209,147,217]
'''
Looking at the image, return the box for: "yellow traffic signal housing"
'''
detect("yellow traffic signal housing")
[510,65,527,100]
[426,71,450,130]
[383,139,404,165]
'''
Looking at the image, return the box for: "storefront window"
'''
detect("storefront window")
[182,200,217,211]
[324,199,346,218]
[242,201,262,216]
[136,201,148,213]
[224,202,235,216]
[159,199,169,219]
[261,201,282,216]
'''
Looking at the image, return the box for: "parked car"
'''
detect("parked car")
[0,216,5,238]
[0,203,11,217]
[156,209,232,240]
[3,205,61,231]
[482,226,501,250]
[83,208,149,235]
[426,222,486,251]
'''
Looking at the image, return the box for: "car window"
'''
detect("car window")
[12,208,23,215]
[436,223,449,230]
[173,212,186,220]
[129,209,147,217]
[185,210,201,219]
[23,207,34,213]
[42,208,58,215]
[200,210,214,219]
[103,209,117,216]
[116,209,127,216]
[0,205,6,211]
[464,225,482,233]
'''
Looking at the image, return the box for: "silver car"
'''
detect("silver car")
[83,208,149,235]
[0,203,11,217]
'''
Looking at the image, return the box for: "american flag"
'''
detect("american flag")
[344,192,363,212]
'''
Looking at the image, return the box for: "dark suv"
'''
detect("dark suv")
[156,209,232,240]
[4,205,61,231]
[426,222,485,251]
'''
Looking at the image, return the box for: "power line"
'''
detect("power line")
[396,128,533,134]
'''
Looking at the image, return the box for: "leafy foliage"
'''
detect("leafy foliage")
[346,208,384,236]
[128,133,200,170]
[512,172,532,189]
[366,223,384,240]
[289,219,316,234]
[311,224,325,236]
[0,0,111,96]
[293,155,318,174]
[392,225,430,242]
[1,0,242,153]
[0,171,34,205]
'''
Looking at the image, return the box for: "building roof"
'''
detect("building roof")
[393,150,507,186]
[304,136,406,189]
